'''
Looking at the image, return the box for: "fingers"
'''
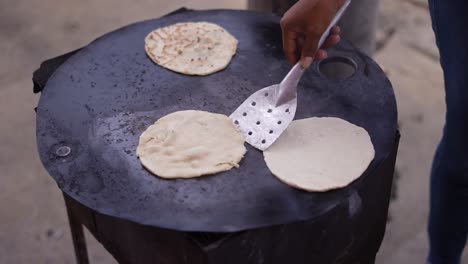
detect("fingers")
[300,34,320,68]
[294,35,305,62]
[321,26,341,49]
[314,49,328,60]
[281,24,340,67]
[299,25,341,68]
[281,29,299,65]
[330,25,340,35]
[321,34,341,49]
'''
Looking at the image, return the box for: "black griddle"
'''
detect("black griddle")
[35,9,397,233]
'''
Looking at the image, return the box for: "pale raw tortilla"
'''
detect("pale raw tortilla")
[137,110,246,178]
[145,22,238,76]
[263,117,374,192]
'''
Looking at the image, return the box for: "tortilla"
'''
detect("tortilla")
[145,22,238,76]
[137,110,246,178]
[263,117,374,192]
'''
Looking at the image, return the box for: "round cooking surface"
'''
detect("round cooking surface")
[36,10,397,232]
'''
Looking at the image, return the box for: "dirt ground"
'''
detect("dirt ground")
[0,0,466,263]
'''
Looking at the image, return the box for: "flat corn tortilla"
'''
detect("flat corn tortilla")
[263,117,374,192]
[145,22,238,76]
[137,110,246,178]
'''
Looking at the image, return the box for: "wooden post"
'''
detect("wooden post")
[339,0,380,55]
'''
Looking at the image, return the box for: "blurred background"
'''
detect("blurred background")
[0,0,466,263]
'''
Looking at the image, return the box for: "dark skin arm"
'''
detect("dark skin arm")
[280,0,345,68]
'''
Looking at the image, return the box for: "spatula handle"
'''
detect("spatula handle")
[317,0,352,48]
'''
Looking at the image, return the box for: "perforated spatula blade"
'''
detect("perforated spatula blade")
[230,83,297,151]
[230,0,351,151]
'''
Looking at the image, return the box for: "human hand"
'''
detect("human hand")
[280,0,344,68]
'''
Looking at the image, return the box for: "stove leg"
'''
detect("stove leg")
[64,196,90,264]
[363,255,376,264]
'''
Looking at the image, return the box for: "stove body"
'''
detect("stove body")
[34,8,399,264]
[63,135,397,264]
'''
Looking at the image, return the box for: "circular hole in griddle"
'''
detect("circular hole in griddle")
[248,131,253,135]
[262,139,266,144]
[234,120,239,125]
[243,112,247,116]
[318,56,357,81]
[251,101,256,106]
[256,121,261,125]
[269,130,273,134]
[285,108,289,112]
[277,121,282,125]
[267,109,272,113]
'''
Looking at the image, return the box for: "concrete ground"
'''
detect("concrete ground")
[0,0,466,263]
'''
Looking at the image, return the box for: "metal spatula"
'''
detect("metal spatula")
[230,0,351,151]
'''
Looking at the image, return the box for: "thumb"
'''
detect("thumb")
[300,35,319,68]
